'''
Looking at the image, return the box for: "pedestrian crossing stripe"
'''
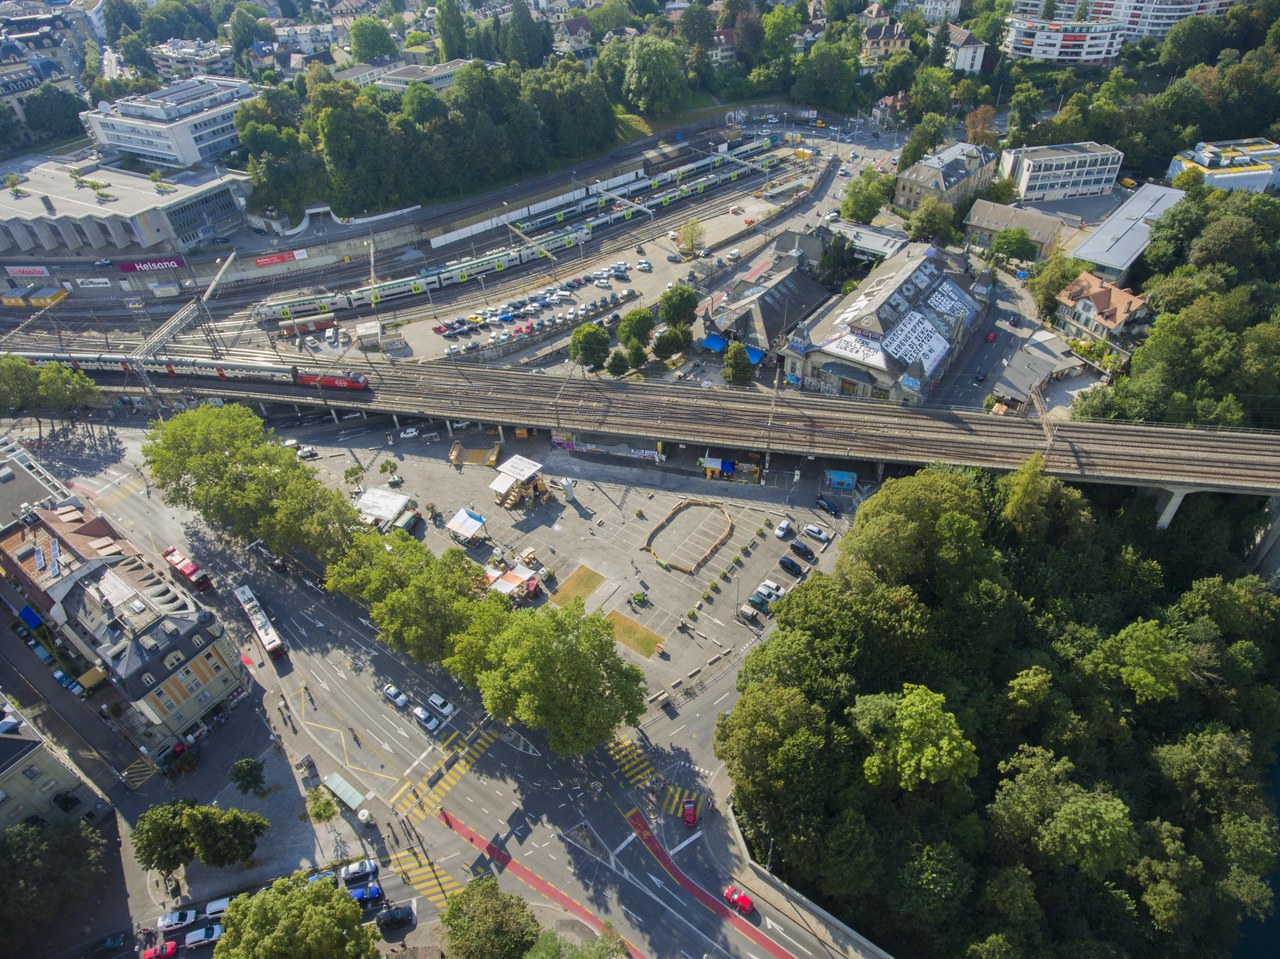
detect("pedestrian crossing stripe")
[662,785,702,816]
[395,727,497,821]
[385,849,464,905]
[120,757,157,788]
[96,477,146,510]
[607,737,656,786]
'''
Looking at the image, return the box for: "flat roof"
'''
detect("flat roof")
[1070,183,1184,271]
[0,157,248,224]
[1007,141,1120,160]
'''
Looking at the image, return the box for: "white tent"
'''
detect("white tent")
[445,508,487,542]
[495,454,542,483]
[488,473,520,495]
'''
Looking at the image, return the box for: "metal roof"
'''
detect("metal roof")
[1071,183,1184,272]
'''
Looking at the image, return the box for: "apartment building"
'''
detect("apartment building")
[1054,271,1152,343]
[1010,0,1244,41]
[373,58,504,94]
[80,75,257,168]
[0,699,102,832]
[1002,16,1128,64]
[147,38,234,81]
[925,23,988,74]
[897,0,962,23]
[895,142,999,213]
[270,20,339,54]
[1166,138,1280,193]
[999,141,1124,201]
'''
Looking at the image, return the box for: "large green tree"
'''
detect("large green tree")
[622,37,687,116]
[722,341,753,384]
[349,16,398,62]
[441,877,540,959]
[0,821,107,955]
[657,284,699,327]
[22,83,86,139]
[842,167,894,224]
[218,872,379,959]
[569,323,611,368]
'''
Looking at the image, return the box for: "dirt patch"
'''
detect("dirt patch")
[606,610,664,658]
[550,565,605,607]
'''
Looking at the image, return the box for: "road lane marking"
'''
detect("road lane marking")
[612,833,636,856]
[669,831,702,856]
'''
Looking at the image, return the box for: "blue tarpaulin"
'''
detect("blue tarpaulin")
[703,333,728,353]
[745,346,766,365]
[19,607,42,630]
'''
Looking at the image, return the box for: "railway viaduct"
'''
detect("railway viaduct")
[131,364,1280,531]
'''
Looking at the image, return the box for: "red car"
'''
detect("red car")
[724,886,754,916]
[142,944,177,959]
[683,798,698,827]
[522,322,534,335]
[985,331,997,343]
[432,324,447,334]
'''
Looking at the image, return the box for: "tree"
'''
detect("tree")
[441,877,540,959]
[22,83,85,139]
[1037,792,1139,880]
[231,757,267,797]
[1027,252,1089,316]
[908,66,953,120]
[0,354,40,413]
[854,684,979,790]
[462,601,647,755]
[676,217,705,253]
[719,341,752,384]
[906,196,955,243]
[965,104,997,148]
[653,324,692,360]
[762,4,801,61]
[617,308,654,345]
[0,821,107,955]
[569,323,611,368]
[626,338,648,369]
[102,0,141,45]
[623,37,687,116]
[679,2,715,49]
[436,0,468,60]
[186,805,270,868]
[349,16,398,62]
[606,349,630,376]
[1008,81,1041,142]
[117,30,154,73]
[658,284,699,327]
[132,800,197,879]
[988,227,1039,264]
[842,167,894,224]
[218,872,379,959]
[898,112,949,171]
[927,23,950,68]
[1160,13,1230,74]
[36,363,99,416]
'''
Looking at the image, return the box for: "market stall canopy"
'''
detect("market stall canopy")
[489,473,520,495]
[445,508,487,541]
[495,454,543,483]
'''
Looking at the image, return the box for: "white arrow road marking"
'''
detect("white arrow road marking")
[290,619,308,637]
[765,917,813,955]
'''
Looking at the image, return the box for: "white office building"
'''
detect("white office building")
[1011,0,1244,41]
[999,141,1124,201]
[80,76,257,169]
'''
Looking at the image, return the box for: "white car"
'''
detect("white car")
[382,684,409,709]
[296,446,318,460]
[158,911,199,933]
[668,230,678,240]
[757,580,786,602]
[496,331,512,343]
[427,692,455,719]
[594,278,610,288]
[567,308,576,320]
[304,335,320,349]
[412,705,440,733]
[446,344,459,355]
[774,519,792,539]
[400,427,419,439]
[803,523,831,542]
[184,925,223,949]
[341,859,379,884]
[827,211,840,221]
[839,167,850,176]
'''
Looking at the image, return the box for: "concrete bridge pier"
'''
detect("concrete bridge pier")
[445,420,454,437]
[1247,495,1280,573]
[498,424,505,443]
[1153,486,1199,529]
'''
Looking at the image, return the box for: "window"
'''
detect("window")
[164,651,185,670]
[22,765,41,782]
[142,673,156,687]
[204,651,222,674]
[179,666,202,695]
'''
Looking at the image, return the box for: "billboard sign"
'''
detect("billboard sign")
[5,265,51,278]
[253,249,309,267]
[76,278,113,288]
[119,257,185,273]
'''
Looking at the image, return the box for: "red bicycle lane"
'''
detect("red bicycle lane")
[437,809,648,959]
[623,806,797,959]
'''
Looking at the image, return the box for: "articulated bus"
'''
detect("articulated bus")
[235,584,286,659]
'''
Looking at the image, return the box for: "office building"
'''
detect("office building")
[999,141,1123,201]
[1165,138,1280,193]
[80,75,256,169]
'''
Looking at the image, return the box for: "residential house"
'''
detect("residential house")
[926,22,987,74]
[898,0,962,22]
[861,22,909,71]
[779,243,986,403]
[1054,271,1152,343]
[990,332,1086,410]
[964,200,1065,258]
[858,2,890,27]
[872,90,909,126]
[894,141,999,213]
[0,39,78,145]
[147,38,234,81]
[709,29,736,68]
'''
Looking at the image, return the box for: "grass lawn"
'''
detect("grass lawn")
[606,610,664,658]
[550,565,605,607]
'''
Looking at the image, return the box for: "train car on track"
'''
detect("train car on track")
[1,351,370,391]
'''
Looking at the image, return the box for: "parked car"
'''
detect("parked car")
[789,540,816,563]
[427,692,455,719]
[183,925,223,949]
[723,886,754,915]
[141,945,177,959]
[349,882,384,907]
[341,859,380,884]
[757,580,786,602]
[157,911,199,934]
[803,523,830,542]
[89,932,129,957]
[304,335,320,349]
[779,555,804,577]
[774,519,792,539]
[382,684,409,709]
[985,331,997,343]
[746,592,771,613]
[412,705,440,733]
[376,905,415,930]
[815,496,840,517]
[400,428,419,439]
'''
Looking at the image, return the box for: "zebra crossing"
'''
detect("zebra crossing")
[393,724,497,823]
[606,736,657,787]
[383,847,464,906]
[660,783,703,817]
[89,474,147,511]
